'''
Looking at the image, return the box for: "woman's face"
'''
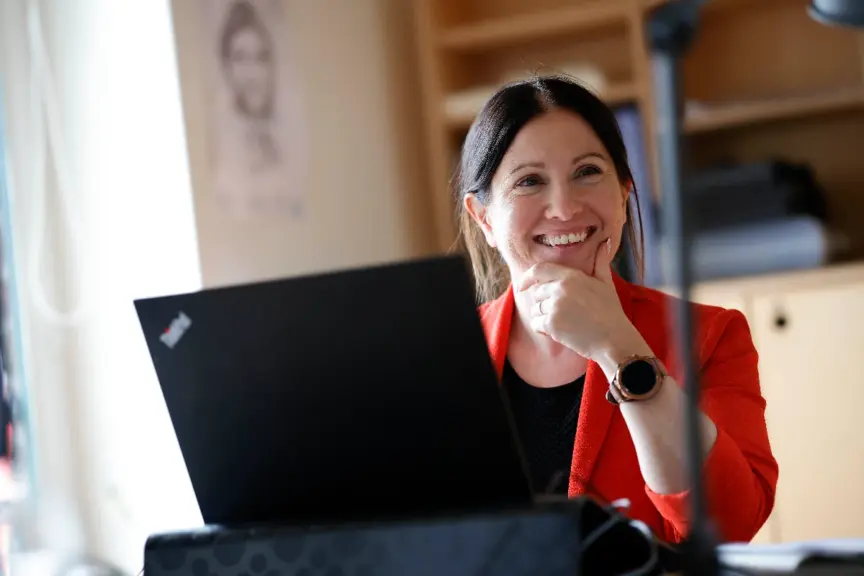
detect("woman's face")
[225,26,273,118]
[466,109,629,285]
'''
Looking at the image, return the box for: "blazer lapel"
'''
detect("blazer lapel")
[479,286,515,380]
[569,274,637,498]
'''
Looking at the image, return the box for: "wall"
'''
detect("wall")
[0,0,434,573]
[173,0,436,286]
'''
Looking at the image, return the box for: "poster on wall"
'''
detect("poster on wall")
[200,0,307,219]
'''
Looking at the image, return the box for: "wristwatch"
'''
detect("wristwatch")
[606,355,666,405]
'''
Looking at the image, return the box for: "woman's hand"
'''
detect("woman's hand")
[516,238,651,370]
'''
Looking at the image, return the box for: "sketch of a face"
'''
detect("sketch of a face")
[221,2,275,120]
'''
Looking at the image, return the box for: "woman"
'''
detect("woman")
[458,76,778,544]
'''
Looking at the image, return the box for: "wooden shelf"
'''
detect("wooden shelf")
[444,107,482,131]
[443,82,640,130]
[598,82,642,108]
[438,2,629,52]
[684,87,864,135]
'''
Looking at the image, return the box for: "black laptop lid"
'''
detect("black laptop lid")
[134,256,532,527]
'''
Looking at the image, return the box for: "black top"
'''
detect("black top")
[502,359,586,496]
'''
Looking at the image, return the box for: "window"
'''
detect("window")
[0,83,31,575]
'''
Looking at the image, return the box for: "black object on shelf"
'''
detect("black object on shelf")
[686,160,828,232]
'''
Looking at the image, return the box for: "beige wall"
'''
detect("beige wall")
[173,0,436,286]
[1,0,435,573]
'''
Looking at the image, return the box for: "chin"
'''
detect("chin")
[547,254,593,275]
[529,236,600,275]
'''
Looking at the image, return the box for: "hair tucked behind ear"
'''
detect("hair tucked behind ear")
[452,75,644,303]
[454,206,509,304]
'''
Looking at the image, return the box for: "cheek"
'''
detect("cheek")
[598,190,629,254]
[598,188,627,229]
[490,197,542,243]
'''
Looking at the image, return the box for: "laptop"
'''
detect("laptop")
[134,255,534,527]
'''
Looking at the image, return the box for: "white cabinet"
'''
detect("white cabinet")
[749,281,864,542]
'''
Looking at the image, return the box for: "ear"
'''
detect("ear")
[621,180,632,222]
[464,194,497,248]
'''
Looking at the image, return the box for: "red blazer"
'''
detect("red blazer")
[479,274,778,544]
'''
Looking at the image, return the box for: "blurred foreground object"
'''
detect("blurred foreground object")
[809,0,864,27]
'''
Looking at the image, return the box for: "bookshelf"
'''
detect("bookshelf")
[413,0,864,258]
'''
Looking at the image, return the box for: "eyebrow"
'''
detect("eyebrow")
[507,152,607,177]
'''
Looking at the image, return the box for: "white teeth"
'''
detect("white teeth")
[542,231,589,246]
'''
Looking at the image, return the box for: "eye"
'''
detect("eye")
[575,164,602,177]
[515,174,543,189]
[574,164,605,184]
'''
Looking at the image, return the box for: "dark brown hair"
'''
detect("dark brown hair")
[453,75,645,303]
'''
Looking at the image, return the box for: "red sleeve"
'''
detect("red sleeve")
[644,308,778,543]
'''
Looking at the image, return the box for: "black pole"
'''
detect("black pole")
[646,2,718,575]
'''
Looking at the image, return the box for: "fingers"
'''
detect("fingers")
[528,294,550,337]
[592,237,614,284]
[529,313,549,336]
[529,282,557,303]
[527,280,560,318]
[532,298,543,317]
[531,293,552,317]
[516,261,570,292]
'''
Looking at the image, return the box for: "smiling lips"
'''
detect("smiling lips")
[536,226,597,247]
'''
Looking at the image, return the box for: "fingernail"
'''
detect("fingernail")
[606,238,612,255]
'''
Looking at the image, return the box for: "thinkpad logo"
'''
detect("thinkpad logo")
[160,311,192,349]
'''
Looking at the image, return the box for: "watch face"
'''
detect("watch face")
[621,360,658,396]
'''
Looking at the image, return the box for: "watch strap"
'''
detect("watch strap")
[606,387,624,405]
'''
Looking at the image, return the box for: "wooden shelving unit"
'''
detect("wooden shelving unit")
[684,87,864,135]
[437,2,630,51]
[413,0,864,257]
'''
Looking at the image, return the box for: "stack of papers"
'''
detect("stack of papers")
[719,539,864,573]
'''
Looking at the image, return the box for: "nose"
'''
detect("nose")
[545,180,584,221]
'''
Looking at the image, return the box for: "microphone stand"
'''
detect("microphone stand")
[646,1,719,575]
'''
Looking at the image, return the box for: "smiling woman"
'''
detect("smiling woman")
[456,77,644,304]
[456,76,779,545]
